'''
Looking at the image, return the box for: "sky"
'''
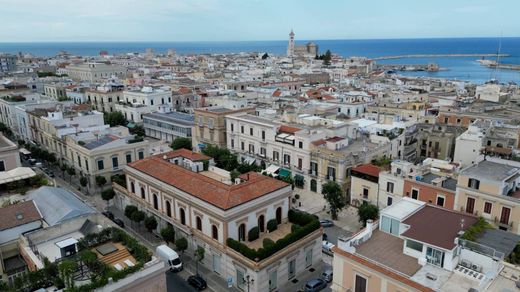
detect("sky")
[0,0,519,42]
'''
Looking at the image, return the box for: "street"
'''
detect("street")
[166,271,197,292]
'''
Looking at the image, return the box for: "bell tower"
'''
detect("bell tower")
[287,29,295,57]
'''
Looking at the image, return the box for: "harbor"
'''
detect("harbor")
[371,53,510,61]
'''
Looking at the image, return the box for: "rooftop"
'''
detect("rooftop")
[163,149,211,161]
[401,205,478,250]
[0,200,41,231]
[421,173,458,191]
[128,155,288,210]
[475,229,520,257]
[462,160,518,182]
[144,111,195,125]
[351,164,382,178]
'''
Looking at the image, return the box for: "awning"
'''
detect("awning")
[294,174,304,182]
[0,167,36,184]
[19,148,31,155]
[243,156,256,165]
[55,237,78,249]
[278,168,291,178]
[265,165,280,175]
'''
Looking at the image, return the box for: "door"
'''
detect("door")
[212,254,221,274]
[258,215,265,232]
[500,207,511,225]
[305,248,312,267]
[269,270,277,291]
[355,275,367,292]
[237,270,244,290]
[426,247,445,267]
[276,207,282,225]
[288,259,296,279]
[466,197,475,214]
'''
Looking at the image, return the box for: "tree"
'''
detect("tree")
[202,144,238,171]
[160,226,176,245]
[230,170,241,181]
[104,111,127,127]
[79,250,97,272]
[144,216,158,233]
[321,181,346,220]
[171,137,192,150]
[125,205,138,219]
[95,176,107,188]
[194,246,205,275]
[131,210,145,227]
[101,188,115,209]
[58,260,77,289]
[261,53,269,59]
[79,176,88,188]
[67,167,76,183]
[175,237,188,255]
[60,164,68,176]
[130,125,145,137]
[323,49,332,66]
[357,201,379,226]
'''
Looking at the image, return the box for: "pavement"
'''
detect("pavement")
[279,260,332,292]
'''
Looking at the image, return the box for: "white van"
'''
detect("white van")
[156,245,183,272]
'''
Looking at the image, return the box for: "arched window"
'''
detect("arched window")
[153,194,158,210]
[276,207,282,225]
[212,225,218,240]
[180,208,186,225]
[238,224,246,242]
[258,215,265,233]
[130,182,135,193]
[166,201,172,217]
[140,187,145,199]
[196,216,202,231]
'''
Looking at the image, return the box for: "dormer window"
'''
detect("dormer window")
[468,178,480,190]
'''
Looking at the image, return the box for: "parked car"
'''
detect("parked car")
[102,211,114,220]
[321,268,333,283]
[156,245,183,272]
[47,171,55,178]
[320,219,334,227]
[303,278,327,292]
[187,275,207,290]
[322,240,335,254]
[113,218,125,228]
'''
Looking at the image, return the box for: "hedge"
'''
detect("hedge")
[267,219,278,232]
[248,226,259,242]
[227,209,320,261]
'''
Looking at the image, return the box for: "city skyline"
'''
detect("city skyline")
[1,0,519,42]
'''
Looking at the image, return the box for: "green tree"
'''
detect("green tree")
[160,226,176,245]
[95,175,107,188]
[194,246,205,275]
[230,170,241,181]
[130,125,145,137]
[175,237,188,255]
[124,205,138,219]
[104,111,127,127]
[58,260,77,289]
[202,145,238,171]
[79,176,88,188]
[67,167,76,183]
[60,164,68,176]
[144,216,158,233]
[323,49,332,66]
[101,188,115,209]
[321,181,346,220]
[131,210,146,226]
[357,201,379,226]
[170,137,193,150]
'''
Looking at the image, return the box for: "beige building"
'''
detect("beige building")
[350,164,382,206]
[65,62,127,82]
[192,106,255,151]
[85,84,124,113]
[0,134,21,172]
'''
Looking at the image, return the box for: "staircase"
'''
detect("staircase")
[100,248,131,266]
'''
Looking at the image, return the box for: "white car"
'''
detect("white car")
[322,240,335,254]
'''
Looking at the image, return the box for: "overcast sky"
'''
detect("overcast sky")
[0,0,518,42]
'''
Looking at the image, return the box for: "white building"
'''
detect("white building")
[453,123,485,167]
[115,87,172,123]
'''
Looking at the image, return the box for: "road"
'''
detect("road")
[166,272,197,292]
[322,225,352,246]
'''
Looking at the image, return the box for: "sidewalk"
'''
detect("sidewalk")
[279,260,331,292]
[180,254,240,292]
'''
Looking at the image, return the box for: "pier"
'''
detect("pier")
[376,63,440,72]
[371,53,510,61]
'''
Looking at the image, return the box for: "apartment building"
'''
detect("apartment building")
[85,83,125,113]
[403,173,457,209]
[65,62,127,82]
[143,110,194,142]
[0,94,40,136]
[377,160,415,208]
[0,54,17,73]
[455,160,520,234]
[332,198,515,292]
[112,150,322,292]
[192,106,255,151]
[350,164,382,206]
[115,87,172,123]
[416,123,461,161]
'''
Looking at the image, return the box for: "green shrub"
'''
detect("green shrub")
[263,238,275,249]
[267,219,278,232]
[291,224,301,233]
[248,227,259,242]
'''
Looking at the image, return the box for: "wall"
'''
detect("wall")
[403,179,455,210]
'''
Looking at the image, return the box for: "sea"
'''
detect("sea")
[1,38,520,85]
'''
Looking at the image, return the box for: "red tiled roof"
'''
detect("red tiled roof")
[351,164,382,177]
[178,87,192,94]
[128,156,288,210]
[326,136,345,143]
[163,149,210,161]
[401,205,478,250]
[0,200,42,231]
[279,125,301,134]
[311,139,326,146]
[272,89,282,97]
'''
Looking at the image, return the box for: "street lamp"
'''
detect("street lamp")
[243,274,254,292]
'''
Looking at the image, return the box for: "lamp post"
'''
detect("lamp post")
[243,274,254,292]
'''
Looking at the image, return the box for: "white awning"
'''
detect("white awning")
[19,148,31,155]
[55,237,78,249]
[265,164,280,175]
[0,167,36,184]
[244,156,256,165]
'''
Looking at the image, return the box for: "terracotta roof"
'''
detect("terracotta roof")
[163,149,210,161]
[401,205,478,250]
[178,87,193,94]
[326,136,345,143]
[351,164,382,177]
[485,146,512,155]
[272,89,282,97]
[128,156,288,210]
[311,139,326,146]
[279,125,301,134]
[0,200,42,231]
[332,246,434,292]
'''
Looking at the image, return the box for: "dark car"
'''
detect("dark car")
[113,218,125,228]
[102,211,114,220]
[47,171,55,178]
[187,275,207,290]
[303,278,327,292]
[320,219,334,227]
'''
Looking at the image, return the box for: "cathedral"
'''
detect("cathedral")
[286,30,318,58]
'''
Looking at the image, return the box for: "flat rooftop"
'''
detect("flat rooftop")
[462,160,518,182]
[421,173,457,191]
[144,111,194,125]
[356,230,422,277]
[36,231,84,262]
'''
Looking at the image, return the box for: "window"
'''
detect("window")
[283,154,291,165]
[230,123,234,132]
[273,151,279,161]
[500,207,511,225]
[126,153,132,164]
[298,158,303,169]
[436,196,445,207]
[298,141,303,148]
[249,144,255,154]
[362,188,369,199]
[466,197,475,214]
[0,161,5,171]
[196,216,202,231]
[241,142,245,151]
[166,201,172,217]
[208,118,214,129]
[468,178,480,190]
[241,125,244,133]
[140,187,145,199]
[153,194,158,209]
[444,117,449,124]
[231,139,235,148]
[250,127,253,136]
[288,259,296,279]
[260,147,266,157]
[180,208,186,225]
[130,182,135,193]
[484,202,492,214]
[150,99,154,106]
[261,130,265,140]
[97,160,104,170]
[386,182,394,193]
[212,225,219,240]
[112,156,119,169]
[411,189,419,200]
[138,151,144,160]
[238,223,246,242]
[387,197,393,206]
[380,215,400,235]
[327,167,336,181]
[355,275,367,292]
[406,239,423,252]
